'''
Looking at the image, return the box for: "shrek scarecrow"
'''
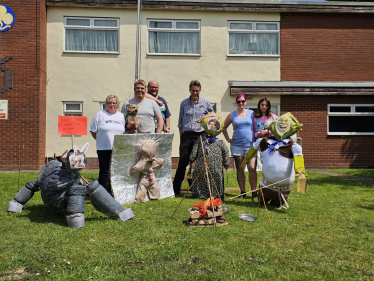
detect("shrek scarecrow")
[241,112,309,209]
[189,112,230,200]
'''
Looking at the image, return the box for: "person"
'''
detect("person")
[145,80,171,133]
[173,80,213,195]
[121,79,163,134]
[90,95,125,196]
[189,114,230,200]
[222,94,257,198]
[253,97,278,139]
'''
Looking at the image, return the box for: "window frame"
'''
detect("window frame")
[227,20,280,57]
[327,104,374,135]
[63,101,83,116]
[147,19,201,56]
[64,16,120,54]
[100,102,106,111]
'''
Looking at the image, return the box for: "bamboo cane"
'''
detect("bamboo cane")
[228,176,295,200]
[260,187,272,224]
[170,165,205,219]
[199,136,217,230]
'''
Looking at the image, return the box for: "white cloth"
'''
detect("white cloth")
[89,110,125,150]
[121,98,161,133]
[253,138,302,189]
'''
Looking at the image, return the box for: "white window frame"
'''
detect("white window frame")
[100,102,106,111]
[227,21,280,57]
[147,19,201,56]
[64,17,120,54]
[327,104,374,135]
[63,102,83,116]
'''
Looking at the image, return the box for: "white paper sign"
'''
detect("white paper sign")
[0,100,8,120]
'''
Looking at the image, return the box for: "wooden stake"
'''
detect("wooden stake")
[260,187,272,224]
[71,135,75,148]
[60,150,68,158]
[199,136,217,230]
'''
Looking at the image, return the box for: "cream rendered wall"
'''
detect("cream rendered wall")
[47,7,280,158]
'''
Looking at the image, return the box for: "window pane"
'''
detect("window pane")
[355,106,374,113]
[94,19,118,27]
[229,33,278,55]
[329,116,374,133]
[149,21,172,29]
[149,32,199,54]
[66,18,90,26]
[176,22,199,29]
[66,29,118,52]
[256,23,278,30]
[330,106,351,113]
[64,113,82,116]
[66,104,81,111]
[230,22,252,30]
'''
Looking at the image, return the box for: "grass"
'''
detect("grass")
[327,169,374,179]
[1,171,374,280]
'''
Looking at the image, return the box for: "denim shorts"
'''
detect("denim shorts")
[230,144,251,157]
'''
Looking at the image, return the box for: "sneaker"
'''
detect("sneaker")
[251,191,258,199]
[240,191,247,198]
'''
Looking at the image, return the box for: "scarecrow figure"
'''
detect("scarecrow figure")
[130,139,165,203]
[7,143,134,228]
[241,112,309,209]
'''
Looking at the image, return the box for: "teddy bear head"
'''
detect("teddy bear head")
[140,139,159,158]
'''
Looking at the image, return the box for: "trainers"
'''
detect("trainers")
[251,191,258,199]
[240,191,247,198]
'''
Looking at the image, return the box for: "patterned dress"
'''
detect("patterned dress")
[189,137,230,199]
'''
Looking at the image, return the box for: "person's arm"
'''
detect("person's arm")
[178,102,184,138]
[90,132,97,140]
[179,128,182,139]
[156,115,164,133]
[222,113,234,143]
[145,93,163,106]
[164,117,171,133]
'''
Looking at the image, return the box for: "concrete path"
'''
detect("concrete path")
[308,169,374,186]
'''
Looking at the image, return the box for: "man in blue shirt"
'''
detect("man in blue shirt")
[173,80,213,195]
[145,80,171,133]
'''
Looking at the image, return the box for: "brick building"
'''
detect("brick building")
[0,0,373,170]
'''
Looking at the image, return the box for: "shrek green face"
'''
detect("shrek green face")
[197,114,224,137]
[266,112,303,139]
[276,115,291,135]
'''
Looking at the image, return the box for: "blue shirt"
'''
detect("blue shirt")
[178,96,213,132]
[232,109,255,148]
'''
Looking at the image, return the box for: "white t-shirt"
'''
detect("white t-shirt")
[121,98,161,133]
[89,110,125,150]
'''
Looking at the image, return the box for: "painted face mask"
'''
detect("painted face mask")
[197,113,224,137]
[266,112,303,139]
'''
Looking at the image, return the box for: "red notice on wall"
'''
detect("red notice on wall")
[58,116,87,135]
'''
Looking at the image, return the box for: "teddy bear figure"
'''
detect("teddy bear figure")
[130,139,165,203]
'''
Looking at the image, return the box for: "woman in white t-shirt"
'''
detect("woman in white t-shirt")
[90,95,125,196]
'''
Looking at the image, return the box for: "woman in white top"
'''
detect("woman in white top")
[90,95,125,196]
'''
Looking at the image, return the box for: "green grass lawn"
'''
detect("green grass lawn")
[1,171,374,280]
[327,169,374,179]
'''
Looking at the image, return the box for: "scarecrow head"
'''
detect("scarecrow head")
[266,112,303,139]
[197,112,224,137]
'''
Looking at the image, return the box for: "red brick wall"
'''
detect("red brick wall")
[280,13,374,81]
[0,0,47,170]
[281,95,374,169]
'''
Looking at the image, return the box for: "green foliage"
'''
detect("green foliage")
[327,169,374,179]
[1,171,374,280]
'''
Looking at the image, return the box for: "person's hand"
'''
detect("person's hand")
[156,99,164,106]
[164,127,170,133]
[227,138,235,143]
[261,129,268,136]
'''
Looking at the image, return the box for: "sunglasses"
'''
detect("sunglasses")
[236,100,246,104]
[108,102,117,105]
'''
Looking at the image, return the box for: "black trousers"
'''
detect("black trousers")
[97,150,113,196]
[173,131,205,195]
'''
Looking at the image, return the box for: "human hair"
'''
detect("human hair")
[235,94,247,102]
[189,80,201,90]
[255,97,272,118]
[134,79,146,89]
[105,95,120,109]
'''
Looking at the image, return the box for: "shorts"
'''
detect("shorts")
[230,144,251,157]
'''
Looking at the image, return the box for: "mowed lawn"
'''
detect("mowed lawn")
[1,171,374,280]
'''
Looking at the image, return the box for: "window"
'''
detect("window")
[228,21,279,56]
[148,19,200,55]
[64,17,119,53]
[328,104,374,135]
[100,102,106,111]
[64,102,83,116]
